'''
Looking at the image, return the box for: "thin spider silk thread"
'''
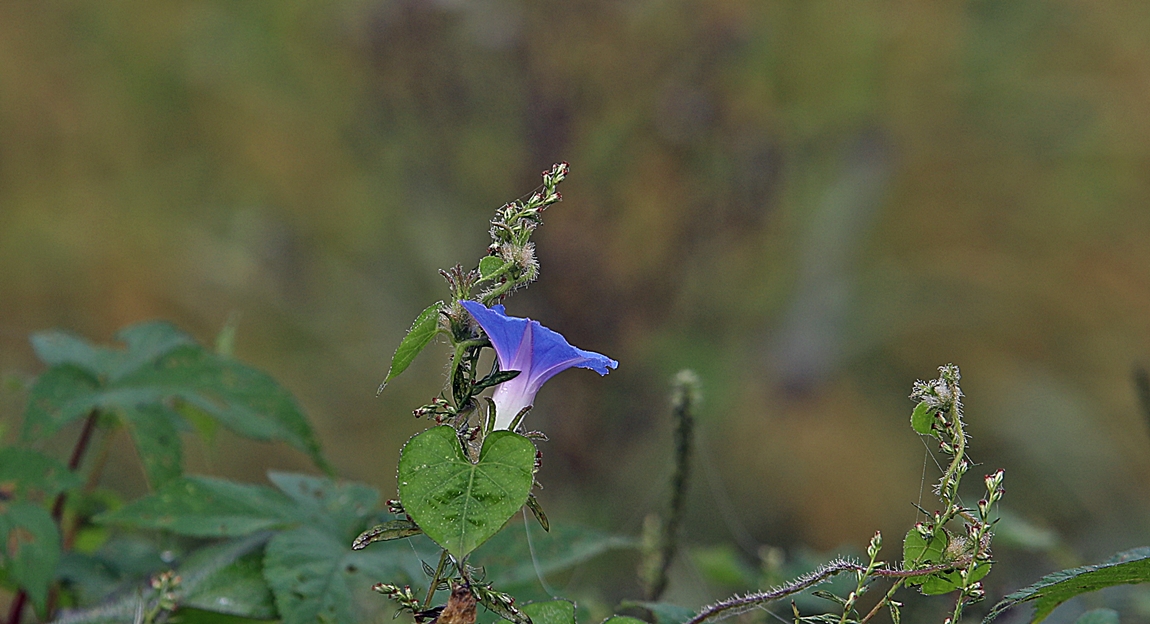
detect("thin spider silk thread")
[524,509,559,597]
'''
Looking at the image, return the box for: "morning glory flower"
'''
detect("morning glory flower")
[460,300,618,430]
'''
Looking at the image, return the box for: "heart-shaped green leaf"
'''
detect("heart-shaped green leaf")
[398,426,535,558]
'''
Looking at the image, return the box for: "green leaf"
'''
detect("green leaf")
[617,602,696,624]
[603,618,650,624]
[182,549,277,619]
[473,369,521,393]
[901,527,986,594]
[911,400,934,436]
[95,476,296,537]
[263,526,421,624]
[111,321,199,376]
[525,493,549,532]
[1073,609,1120,624]
[352,519,422,550]
[0,446,82,500]
[266,471,379,541]
[121,404,183,489]
[129,346,332,475]
[500,600,575,624]
[984,547,1150,623]
[472,522,637,587]
[23,327,331,475]
[602,615,648,624]
[480,256,506,279]
[902,527,948,575]
[21,365,101,441]
[54,533,272,623]
[30,322,197,381]
[168,610,275,624]
[691,544,757,589]
[0,503,61,615]
[381,302,443,389]
[398,426,536,558]
[919,560,991,595]
[30,331,115,376]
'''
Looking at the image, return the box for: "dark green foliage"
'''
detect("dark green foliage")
[2,313,632,623]
[169,536,278,619]
[22,321,331,486]
[263,526,417,624]
[601,618,647,624]
[95,476,297,537]
[617,602,696,624]
[470,523,637,588]
[902,527,990,596]
[1073,609,1120,624]
[53,534,273,623]
[0,447,82,500]
[499,600,576,624]
[984,547,1150,623]
[0,503,61,615]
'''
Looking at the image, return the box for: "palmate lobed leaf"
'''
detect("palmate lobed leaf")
[0,446,82,500]
[262,526,425,624]
[22,321,332,487]
[30,322,197,383]
[127,346,332,475]
[398,426,536,558]
[181,549,277,619]
[265,471,379,541]
[85,472,427,623]
[95,476,298,537]
[984,547,1150,623]
[51,534,275,624]
[0,503,61,616]
[120,404,183,489]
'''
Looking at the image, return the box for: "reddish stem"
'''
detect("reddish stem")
[4,595,27,624]
[8,410,99,624]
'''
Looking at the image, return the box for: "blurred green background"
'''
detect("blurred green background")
[3,0,1150,619]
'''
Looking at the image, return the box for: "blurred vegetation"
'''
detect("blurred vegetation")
[4,0,1150,618]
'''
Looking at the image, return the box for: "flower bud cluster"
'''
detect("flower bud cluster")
[472,582,530,624]
[372,583,423,614]
[440,264,480,303]
[910,364,963,416]
[866,531,882,560]
[413,396,457,423]
[480,163,568,303]
[149,570,180,613]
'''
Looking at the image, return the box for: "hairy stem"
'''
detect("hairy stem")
[646,371,698,601]
[688,557,978,624]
